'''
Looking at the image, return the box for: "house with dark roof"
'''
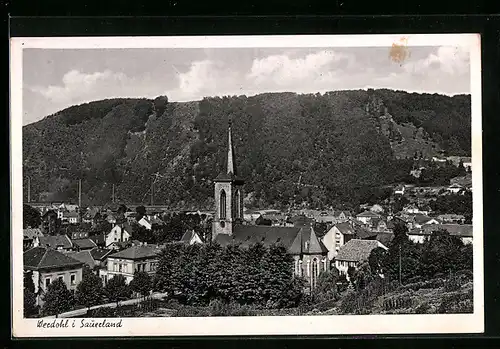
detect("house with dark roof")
[106,244,162,284]
[356,210,381,225]
[72,238,98,251]
[24,247,83,304]
[335,239,388,280]
[66,250,97,269]
[179,230,204,245]
[211,121,328,290]
[23,228,44,251]
[34,235,74,253]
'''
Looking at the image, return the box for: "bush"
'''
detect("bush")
[414,302,432,314]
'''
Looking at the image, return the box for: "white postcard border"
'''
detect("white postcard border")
[10,34,484,337]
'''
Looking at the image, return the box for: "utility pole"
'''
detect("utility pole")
[78,179,82,223]
[150,180,154,206]
[399,244,402,286]
[27,176,31,203]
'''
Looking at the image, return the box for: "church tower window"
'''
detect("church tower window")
[220,190,227,220]
[235,189,240,218]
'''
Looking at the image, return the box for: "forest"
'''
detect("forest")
[22,89,471,210]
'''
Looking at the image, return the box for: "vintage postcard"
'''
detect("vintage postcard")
[11,34,483,337]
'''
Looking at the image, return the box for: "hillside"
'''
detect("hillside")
[22,89,471,209]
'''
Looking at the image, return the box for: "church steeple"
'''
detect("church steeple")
[227,117,236,176]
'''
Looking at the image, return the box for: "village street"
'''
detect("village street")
[42,292,170,319]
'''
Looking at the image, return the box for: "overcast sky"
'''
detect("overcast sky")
[22,45,471,125]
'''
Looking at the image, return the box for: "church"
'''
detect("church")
[212,119,329,289]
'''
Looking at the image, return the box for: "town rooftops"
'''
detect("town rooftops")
[180,230,203,243]
[421,224,473,237]
[335,239,387,262]
[356,210,380,218]
[24,228,44,240]
[89,247,113,261]
[66,250,96,269]
[63,211,79,218]
[72,238,98,250]
[38,235,73,250]
[24,247,83,271]
[108,244,162,260]
[334,222,356,235]
[214,225,328,255]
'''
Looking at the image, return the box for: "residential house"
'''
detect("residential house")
[179,230,204,245]
[23,228,44,251]
[66,250,98,269]
[72,238,98,251]
[422,224,473,244]
[138,216,152,230]
[41,210,59,235]
[106,223,132,248]
[447,183,464,194]
[261,213,288,226]
[89,247,114,284]
[437,214,465,224]
[356,210,380,225]
[335,239,388,280]
[321,222,356,260]
[34,235,74,253]
[24,247,83,305]
[413,214,441,229]
[106,244,162,284]
[70,230,89,240]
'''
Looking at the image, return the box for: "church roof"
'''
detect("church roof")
[214,225,328,255]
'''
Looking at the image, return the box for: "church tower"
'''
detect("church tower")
[212,118,244,241]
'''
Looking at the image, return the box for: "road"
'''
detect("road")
[43,292,170,319]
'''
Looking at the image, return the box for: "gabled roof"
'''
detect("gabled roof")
[421,224,473,237]
[180,230,202,243]
[214,225,328,255]
[108,245,162,260]
[413,214,435,225]
[89,247,113,261]
[24,228,44,240]
[356,210,380,218]
[335,239,387,262]
[89,233,106,246]
[334,222,356,235]
[24,247,83,270]
[72,238,97,249]
[66,250,96,268]
[38,235,73,249]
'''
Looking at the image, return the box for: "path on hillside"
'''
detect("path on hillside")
[43,292,170,319]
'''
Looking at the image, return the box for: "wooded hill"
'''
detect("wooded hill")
[22,89,471,210]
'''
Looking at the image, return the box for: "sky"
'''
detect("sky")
[22,45,471,125]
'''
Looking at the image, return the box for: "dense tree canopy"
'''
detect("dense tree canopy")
[41,279,75,317]
[23,204,41,229]
[23,90,470,210]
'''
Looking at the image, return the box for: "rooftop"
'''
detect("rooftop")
[108,244,162,260]
[24,247,83,270]
[336,239,387,262]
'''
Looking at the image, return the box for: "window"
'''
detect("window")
[235,189,241,218]
[119,264,122,272]
[220,190,227,220]
[298,260,303,277]
[45,277,51,289]
[311,258,319,287]
[306,260,310,277]
[58,275,64,282]
[70,274,76,286]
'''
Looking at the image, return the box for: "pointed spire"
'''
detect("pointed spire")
[227,116,236,175]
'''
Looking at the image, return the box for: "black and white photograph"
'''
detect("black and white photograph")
[11,34,483,336]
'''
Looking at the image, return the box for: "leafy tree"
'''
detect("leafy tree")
[104,275,132,306]
[23,204,41,229]
[130,271,152,299]
[24,271,38,317]
[312,268,340,302]
[76,270,104,310]
[41,279,74,317]
[136,206,146,220]
[368,247,387,276]
[153,243,184,294]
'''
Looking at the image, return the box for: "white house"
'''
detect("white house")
[321,222,356,260]
[356,210,380,225]
[106,224,131,247]
[335,239,388,280]
[138,216,152,230]
[447,183,463,194]
[394,185,405,195]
